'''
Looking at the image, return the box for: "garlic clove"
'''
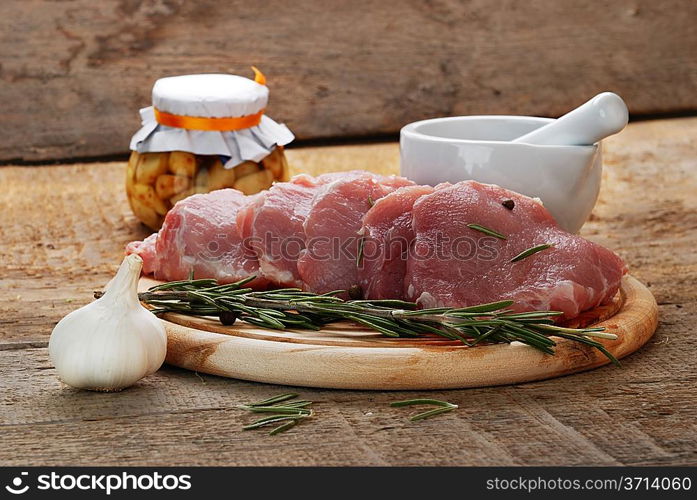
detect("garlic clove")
[49,254,167,392]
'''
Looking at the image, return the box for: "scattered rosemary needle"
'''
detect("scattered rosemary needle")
[269,419,298,435]
[240,393,314,435]
[467,223,507,240]
[390,398,456,408]
[391,398,458,421]
[410,407,456,421]
[116,274,620,365]
[248,392,298,406]
[510,243,553,263]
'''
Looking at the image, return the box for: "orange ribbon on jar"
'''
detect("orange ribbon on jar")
[153,108,265,132]
[154,66,267,132]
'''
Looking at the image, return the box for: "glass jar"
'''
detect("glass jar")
[126,146,289,230]
[126,70,294,230]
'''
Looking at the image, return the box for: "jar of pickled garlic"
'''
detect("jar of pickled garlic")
[127,68,294,230]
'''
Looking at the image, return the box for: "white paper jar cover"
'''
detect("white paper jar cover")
[130,73,294,169]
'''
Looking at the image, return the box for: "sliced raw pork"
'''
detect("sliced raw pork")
[239,171,413,289]
[126,172,627,321]
[127,189,267,287]
[125,233,158,276]
[357,185,435,299]
[236,174,322,288]
[404,181,627,318]
[297,173,414,295]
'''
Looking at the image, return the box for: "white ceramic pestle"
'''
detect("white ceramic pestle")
[512,92,628,146]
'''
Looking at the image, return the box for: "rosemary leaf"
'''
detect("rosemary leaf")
[534,323,619,339]
[249,393,299,407]
[356,236,365,267]
[257,313,287,330]
[243,415,301,430]
[510,243,553,263]
[501,311,564,319]
[148,278,217,291]
[551,332,621,367]
[242,317,286,330]
[410,406,457,421]
[467,223,507,240]
[240,393,316,436]
[391,398,459,422]
[344,314,401,337]
[269,419,298,435]
[282,400,314,408]
[458,300,515,312]
[390,399,457,408]
[351,299,418,310]
[472,325,502,345]
[238,405,312,415]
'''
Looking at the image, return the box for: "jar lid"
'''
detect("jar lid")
[152,73,268,119]
[130,68,294,167]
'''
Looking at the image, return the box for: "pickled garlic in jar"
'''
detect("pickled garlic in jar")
[127,69,294,230]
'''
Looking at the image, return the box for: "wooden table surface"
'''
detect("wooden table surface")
[1,117,696,466]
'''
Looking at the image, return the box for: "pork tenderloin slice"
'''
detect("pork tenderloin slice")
[357,185,435,299]
[127,189,267,288]
[298,173,414,295]
[405,181,626,319]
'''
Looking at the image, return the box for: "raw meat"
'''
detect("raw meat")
[297,173,413,295]
[357,185,435,299]
[236,175,322,288]
[126,172,627,321]
[127,189,267,287]
[404,181,627,318]
[239,171,413,288]
[125,233,158,276]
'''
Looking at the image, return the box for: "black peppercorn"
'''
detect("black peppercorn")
[219,311,239,326]
[348,284,363,300]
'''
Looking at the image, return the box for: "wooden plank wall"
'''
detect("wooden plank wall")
[1,0,696,162]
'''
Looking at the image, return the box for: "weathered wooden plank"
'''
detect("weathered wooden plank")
[1,348,694,466]
[0,118,696,465]
[1,0,697,161]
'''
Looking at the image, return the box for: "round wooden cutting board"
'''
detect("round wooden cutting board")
[140,275,658,390]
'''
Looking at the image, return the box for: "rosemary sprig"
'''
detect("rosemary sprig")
[108,275,619,365]
[510,243,553,262]
[240,393,314,435]
[467,223,507,240]
[391,398,458,421]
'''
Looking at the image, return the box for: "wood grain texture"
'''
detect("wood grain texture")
[1,118,696,465]
[156,276,657,390]
[2,0,697,161]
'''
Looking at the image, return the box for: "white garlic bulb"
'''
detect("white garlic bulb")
[49,254,167,392]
